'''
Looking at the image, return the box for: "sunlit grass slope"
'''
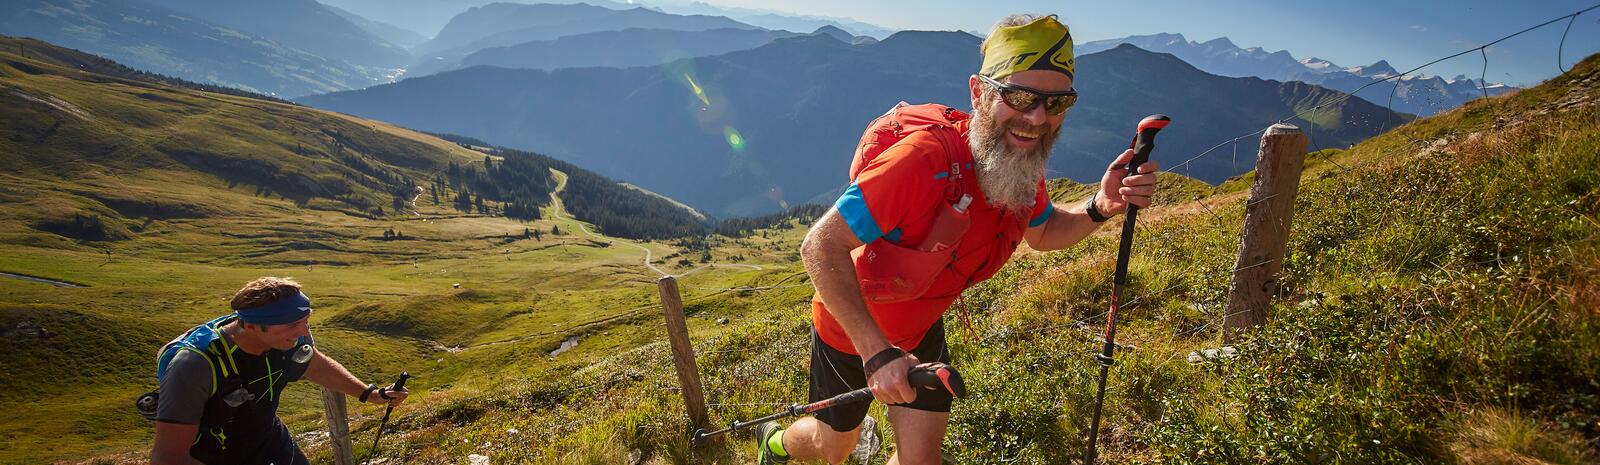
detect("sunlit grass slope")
[354,54,1599,465]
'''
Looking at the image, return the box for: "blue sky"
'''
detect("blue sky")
[688,0,1600,86]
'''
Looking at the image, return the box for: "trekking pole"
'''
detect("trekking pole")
[1084,115,1170,465]
[690,362,966,445]
[364,371,409,465]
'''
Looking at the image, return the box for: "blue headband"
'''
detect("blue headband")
[237,291,312,325]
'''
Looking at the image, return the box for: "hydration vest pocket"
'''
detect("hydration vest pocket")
[853,200,971,304]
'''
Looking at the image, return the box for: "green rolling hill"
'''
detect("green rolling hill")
[0,37,737,463]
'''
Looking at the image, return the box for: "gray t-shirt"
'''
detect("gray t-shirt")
[154,348,213,424]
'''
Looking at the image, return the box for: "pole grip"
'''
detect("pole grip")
[1126,114,1170,176]
[393,372,410,391]
[907,362,966,399]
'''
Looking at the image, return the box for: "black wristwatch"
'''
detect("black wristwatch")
[1085,192,1113,223]
[359,384,378,402]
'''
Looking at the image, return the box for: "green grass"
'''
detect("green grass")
[337,54,1597,465]
[4,34,1597,465]
[0,42,814,464]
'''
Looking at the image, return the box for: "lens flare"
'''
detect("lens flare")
[685,73,710,107]
[724,126,746,152]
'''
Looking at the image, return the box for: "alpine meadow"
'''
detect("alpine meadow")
[1,2,1597,465]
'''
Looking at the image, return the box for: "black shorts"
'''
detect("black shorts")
[809,318,952,432]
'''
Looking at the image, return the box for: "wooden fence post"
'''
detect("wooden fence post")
[658,276,708,429]
[321,386,356,465]
[1224,123,1308,336]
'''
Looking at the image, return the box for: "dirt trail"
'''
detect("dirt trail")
[545,169,761,278]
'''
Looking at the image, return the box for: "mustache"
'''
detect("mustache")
[1006,120,1051,137]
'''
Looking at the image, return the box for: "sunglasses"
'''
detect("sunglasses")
[978,74,1078,115]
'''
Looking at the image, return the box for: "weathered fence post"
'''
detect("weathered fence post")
[320,386,356,465]
[1224,123,1308,336]
[658,276,708,429]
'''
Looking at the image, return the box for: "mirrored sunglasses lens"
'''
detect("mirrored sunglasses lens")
[1001,89,1040,112]
[1045,95,1076,115]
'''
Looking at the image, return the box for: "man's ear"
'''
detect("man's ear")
[968,74,983,110]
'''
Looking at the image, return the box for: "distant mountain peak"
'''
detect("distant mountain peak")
[1147,32,1188,42]
[1200,36,1237,49]
[811,25,853,42]
[1350,59,1399,76]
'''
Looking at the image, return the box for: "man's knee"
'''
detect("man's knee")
[796,420,861,464]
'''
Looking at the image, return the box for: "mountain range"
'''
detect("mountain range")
[0,0,395,98]
[416,2,760,57]
[324,3,431,50]
[304,34,1406,217]
[139,0,411,67]
[1077,33,1516,116]
[643,0,896,38]
[411,27,804,78]
[315,0,895,41]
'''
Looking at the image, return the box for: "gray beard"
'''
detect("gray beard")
[968,100,1059,213]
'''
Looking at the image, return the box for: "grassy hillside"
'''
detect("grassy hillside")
[4,36,1592,465]
[0,39,765,464]
[277,54,1600,465]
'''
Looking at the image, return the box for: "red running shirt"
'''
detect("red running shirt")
[814,120,1052,355]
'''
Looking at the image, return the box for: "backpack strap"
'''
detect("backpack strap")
[852,102,973,204]
[156,314,241,396]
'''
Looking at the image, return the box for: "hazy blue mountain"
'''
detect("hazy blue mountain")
[810,25,857,43]
[316,0,640,38]
[0,0,387,98]
[323,3,429,49]
[417,2,758,57]
[646,0,896,38]
[412,28,802,77]
[142,0,411,67]
[304,34,1404,216]
[1077,33,1516,115]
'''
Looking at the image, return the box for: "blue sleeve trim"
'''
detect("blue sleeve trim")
[884,227,903,243]
[835,183,884,243]
[1029,202,1054,228]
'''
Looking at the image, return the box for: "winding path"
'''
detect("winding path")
[545,169,761,278]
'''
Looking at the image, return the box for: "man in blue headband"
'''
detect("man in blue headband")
[760,13,1161,464]
[150,277,409,465]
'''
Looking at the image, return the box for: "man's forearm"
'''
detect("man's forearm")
[1030,202,1105,251]
[304,350,367,397]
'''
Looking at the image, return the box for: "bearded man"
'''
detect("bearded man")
[755,14,1161,464]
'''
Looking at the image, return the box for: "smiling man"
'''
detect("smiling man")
[148,277,409,465]
[757,14,1161,464]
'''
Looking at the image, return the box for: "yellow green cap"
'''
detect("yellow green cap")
[979,15,1074,80]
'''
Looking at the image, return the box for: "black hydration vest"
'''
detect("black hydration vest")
[147,315,313,464]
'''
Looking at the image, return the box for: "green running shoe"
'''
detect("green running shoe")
[756,421,790,464]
